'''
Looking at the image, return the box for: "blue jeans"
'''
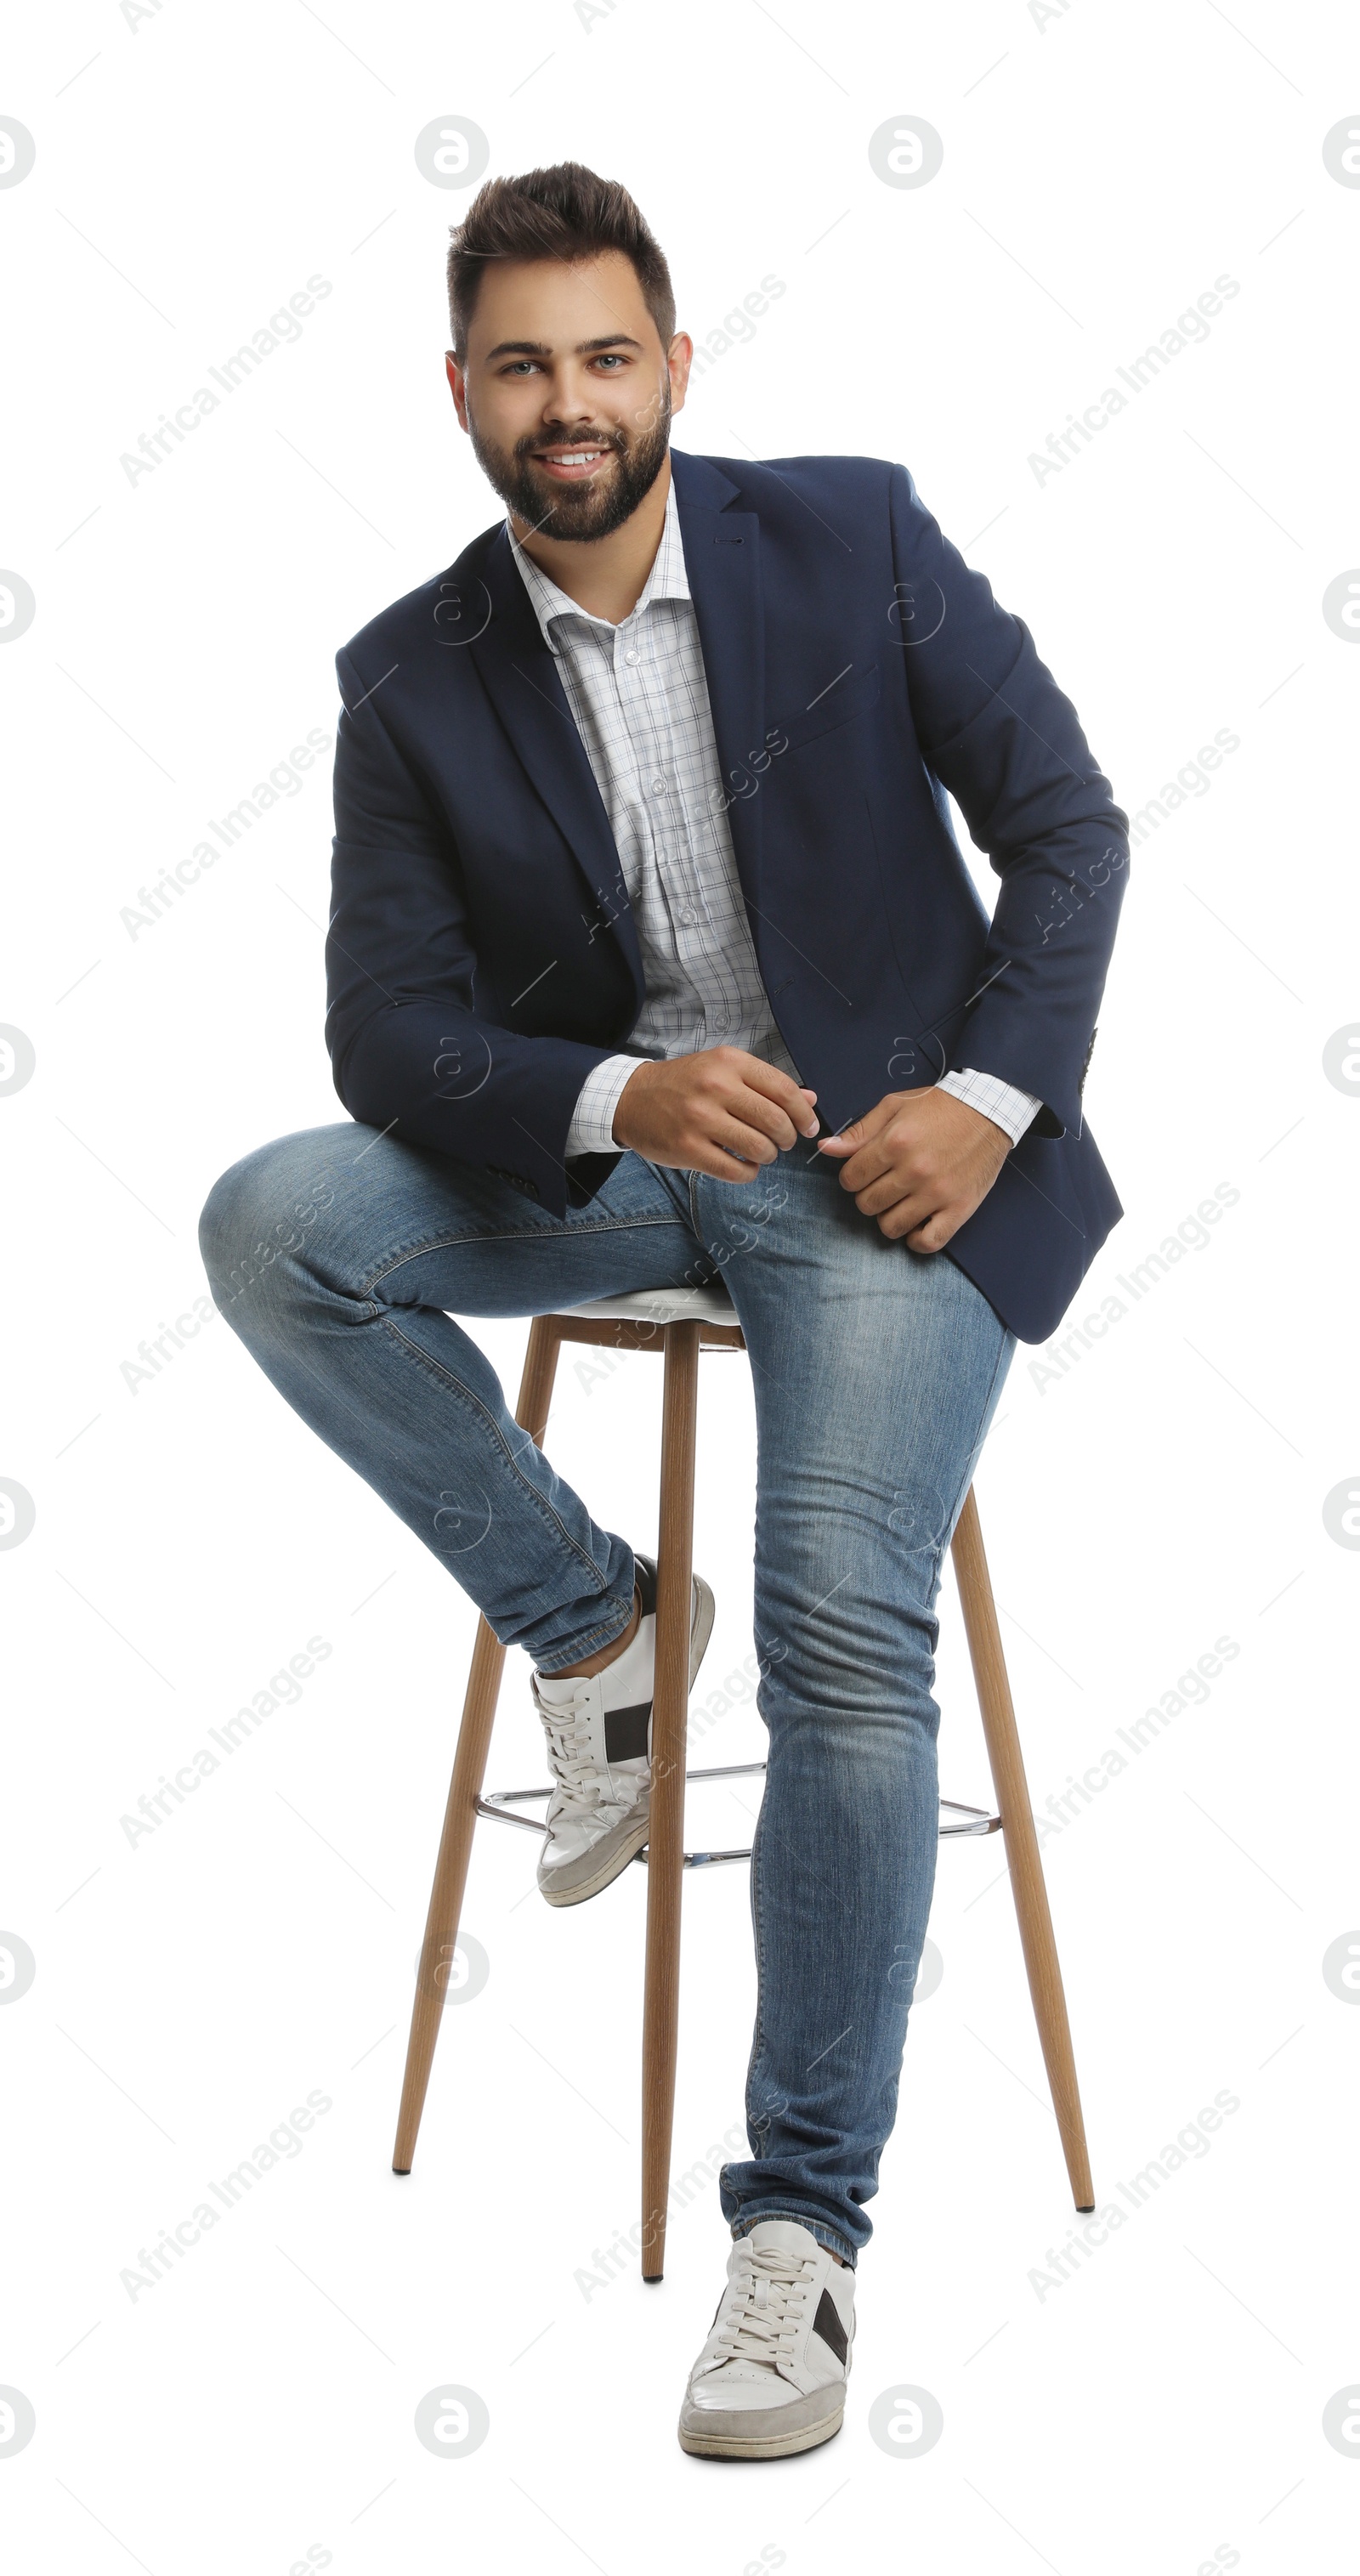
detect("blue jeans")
[198,1124,1015,2264]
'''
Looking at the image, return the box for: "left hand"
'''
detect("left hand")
[816,1086,1012,1250]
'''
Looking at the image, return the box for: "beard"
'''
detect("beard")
[466,382,672,544]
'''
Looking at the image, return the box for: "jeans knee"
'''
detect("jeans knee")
[197,1131,336,1327]
[756,1585,942,1747]
[198,1146,275,1293]
[200,1162,245,1294]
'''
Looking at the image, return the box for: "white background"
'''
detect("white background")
[2,2,1357,2569]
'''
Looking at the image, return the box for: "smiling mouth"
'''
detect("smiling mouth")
[532,445,615,478]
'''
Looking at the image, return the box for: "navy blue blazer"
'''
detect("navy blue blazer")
[326,447,1130,1343]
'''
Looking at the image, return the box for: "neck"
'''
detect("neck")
[509,450,672,626]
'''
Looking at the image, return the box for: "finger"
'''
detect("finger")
[710,1111,788,1167]
[853,1164,932,1216]
[735,1059,821,1136]
[831,1141,898,1195]
[728,1087,806,1152]
[903,1211,955,1250]
[692,1141,774,1184]
[881,1196,960,1248]
[846,1171,937,1233]
[816,1098,893,1157]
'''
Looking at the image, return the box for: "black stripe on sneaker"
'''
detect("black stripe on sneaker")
[604,1701,651,1763]
[633,1554,658,1616]
[811,2287,849,2367]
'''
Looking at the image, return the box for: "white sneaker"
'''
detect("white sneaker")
[677,2218,855,2460]
[529,1554,715,1907]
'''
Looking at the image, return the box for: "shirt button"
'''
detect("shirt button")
[624,648,639,665]
[650,777,665,794]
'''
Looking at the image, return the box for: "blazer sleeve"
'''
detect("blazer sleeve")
[888,461,1130,1135]
[325,643,621,1214]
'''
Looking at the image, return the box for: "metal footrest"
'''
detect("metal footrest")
[476,1761,1000,1870]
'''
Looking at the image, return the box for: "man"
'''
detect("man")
[199,161,1129,2460]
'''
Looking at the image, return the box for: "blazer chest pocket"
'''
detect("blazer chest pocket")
[774,660,881,758]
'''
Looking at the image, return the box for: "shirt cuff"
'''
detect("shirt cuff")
[564,1055,640,1159]
[938,1067,1043,1148]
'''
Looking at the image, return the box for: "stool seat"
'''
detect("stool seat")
[557,1283,739,1328]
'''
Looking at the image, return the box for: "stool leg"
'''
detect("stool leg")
[392,1316,562,2175]
[949,1486,1096,2212]
[640,1318,701,2279]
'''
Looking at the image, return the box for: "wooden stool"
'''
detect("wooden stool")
[392,1282,1094,2274]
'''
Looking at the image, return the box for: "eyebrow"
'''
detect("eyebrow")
[481,333,645,361]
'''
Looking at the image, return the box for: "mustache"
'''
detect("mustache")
[517,430,624,458]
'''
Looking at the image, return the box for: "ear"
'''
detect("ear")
[445,351,468,429]
[667,331,694,417]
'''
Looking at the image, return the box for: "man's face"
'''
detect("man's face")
[448,250,689,543]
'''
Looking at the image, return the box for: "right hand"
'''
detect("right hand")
[612,1046,821,1180]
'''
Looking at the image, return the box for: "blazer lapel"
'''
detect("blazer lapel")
[463,450,766,999]
[467,523,645,999]
[670,450,765,909]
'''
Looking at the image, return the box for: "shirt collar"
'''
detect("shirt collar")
[507,469,688,653]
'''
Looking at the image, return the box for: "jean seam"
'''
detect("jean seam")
[933,1328,1015,1579]
[745,1785,771,2170]
[361,1210,686,1302]
[380,1315,632,1613]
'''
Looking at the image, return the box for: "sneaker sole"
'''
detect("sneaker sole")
[539,1808,653,1907]
[677,2401,845,2460]
[539,1574,717,1909]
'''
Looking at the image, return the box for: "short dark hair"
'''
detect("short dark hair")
[446,161,676,361]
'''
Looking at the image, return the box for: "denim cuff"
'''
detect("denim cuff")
[530,1579,638,1677]
[729,2209,858,2270]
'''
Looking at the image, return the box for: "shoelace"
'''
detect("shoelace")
[711,2244,815,2370]
[540,1694,643,1824]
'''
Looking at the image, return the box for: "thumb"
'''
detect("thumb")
[817,1119,863,1154]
